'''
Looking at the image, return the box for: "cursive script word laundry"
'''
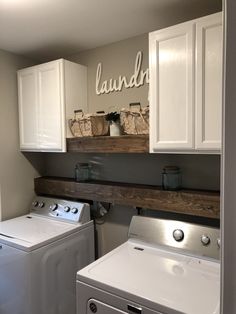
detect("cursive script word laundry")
[96,51,149,95]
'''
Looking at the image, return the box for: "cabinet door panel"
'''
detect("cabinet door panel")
[149,22,194,152]
[196,13,223,150]
[38,60,65,151]
[18,68,38,150]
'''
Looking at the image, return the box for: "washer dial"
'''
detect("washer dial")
[64,206,70,213]
[50,204,58,211]
[71,208,78,214]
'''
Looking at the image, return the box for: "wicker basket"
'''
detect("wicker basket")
[69,110,109,137]
[120,103,149,135]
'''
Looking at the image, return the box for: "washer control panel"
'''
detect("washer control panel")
[30,196,90,223]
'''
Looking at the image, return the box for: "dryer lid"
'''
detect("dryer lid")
[77,239,220,314]
[0,214,86,251]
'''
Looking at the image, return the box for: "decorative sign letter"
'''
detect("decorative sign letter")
[96,51,149,95]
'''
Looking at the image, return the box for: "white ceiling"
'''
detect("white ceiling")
[0,0,221,61]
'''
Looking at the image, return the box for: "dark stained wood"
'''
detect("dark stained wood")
[34,177,220,219]
[66,135,149,153]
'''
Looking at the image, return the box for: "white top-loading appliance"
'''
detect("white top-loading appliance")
[0,196,94,314]
[77,216,220,314]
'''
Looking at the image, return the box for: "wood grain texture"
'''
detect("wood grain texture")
[66,135,149,153]
[34,177,220,219]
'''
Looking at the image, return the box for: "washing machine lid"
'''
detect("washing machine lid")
[0,214,86,251]
[77,239,220,314]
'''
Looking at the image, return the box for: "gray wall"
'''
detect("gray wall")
[43,8,222,256]
[44,152,220,256]
[44,27,222,254]
[68,34,149,113]
[0,49,44,220]
[45,153,220,190]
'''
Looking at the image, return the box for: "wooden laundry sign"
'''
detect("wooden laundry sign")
[96,51,149,95]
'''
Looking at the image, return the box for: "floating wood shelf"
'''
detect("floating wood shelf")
[34,177,220,219]
[66,135,149,153]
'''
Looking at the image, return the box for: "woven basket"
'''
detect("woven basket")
[69,110,109,137]
[120,103,149,135]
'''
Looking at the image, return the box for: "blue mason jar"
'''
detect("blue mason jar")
[75,163,91,182]
[162,166,181,190]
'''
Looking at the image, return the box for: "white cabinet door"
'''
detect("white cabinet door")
[195,13,223,151]
[18,67,38,150]
[38,60,65,151]
[18,59,87,152]
[149,22,195,152]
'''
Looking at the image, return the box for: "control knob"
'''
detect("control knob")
[217,238,220,248]
[38,202,45,208]
[50,204,58,211]
[71,208,78,214]
[64,206,70,213]
[201,235,210,246]
[32,201,38,207]
[173,229,184,242]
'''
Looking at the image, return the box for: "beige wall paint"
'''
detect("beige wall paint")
[68,33,149,114]
[0,49,44,220]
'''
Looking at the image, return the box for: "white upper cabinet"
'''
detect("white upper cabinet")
[195,13,223,150]
[149,22,194,151]
[18,59,87,152]
[18,67,38,150]
[149,12,223,154]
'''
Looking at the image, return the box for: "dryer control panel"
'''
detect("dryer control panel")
[31,196,90,224]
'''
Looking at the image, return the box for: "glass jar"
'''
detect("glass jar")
[162,166,181,190]
[75,163,91,182]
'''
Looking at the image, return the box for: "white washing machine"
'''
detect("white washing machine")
[0,196,94,314]
[77,216,220,314]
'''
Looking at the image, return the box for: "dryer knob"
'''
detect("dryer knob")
[64,206,70,213]
[217,238,221,248]
[173,229,184,242]
[38,202,45,208]
[201,235,211,246]
[32,201,38,207]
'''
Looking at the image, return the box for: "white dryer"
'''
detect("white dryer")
[0,196,94,314]
[77,216,220,314]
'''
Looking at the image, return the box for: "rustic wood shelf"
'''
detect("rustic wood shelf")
[66,135,149,153]
[34,177,220,219]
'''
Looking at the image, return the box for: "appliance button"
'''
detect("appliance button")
[71,208,78,214]
[32,201,38,207]
[217,238,221,248]
[201,235,211,246]
[64,206,70,213]
[89,303,97,313]
[38,202,45,208]
[50,204,58,211]
[173,229,184,242]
